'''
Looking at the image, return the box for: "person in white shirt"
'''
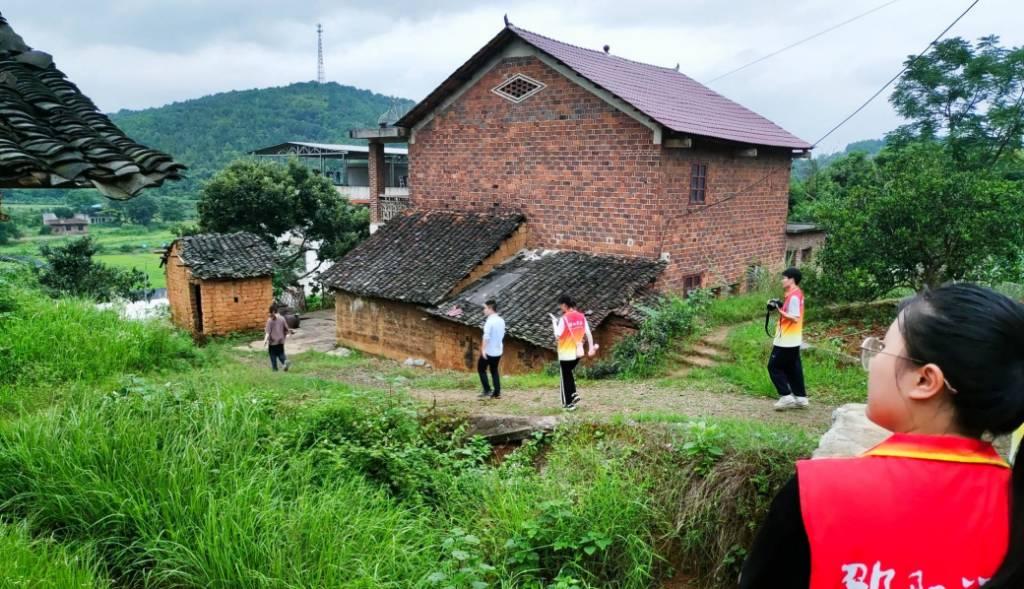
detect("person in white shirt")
[478,299,506,399]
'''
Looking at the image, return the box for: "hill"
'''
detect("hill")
[7,82,415,202]
[792,138,885,180]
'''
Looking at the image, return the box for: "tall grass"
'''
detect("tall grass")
[0,275,196,390]
[0,522,108,588]
[0,364,814,588]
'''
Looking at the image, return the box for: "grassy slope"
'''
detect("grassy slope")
[0,279,814,589]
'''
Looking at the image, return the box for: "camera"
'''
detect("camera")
[766,299,783,312]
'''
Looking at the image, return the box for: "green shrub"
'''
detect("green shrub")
[614,291,711,378]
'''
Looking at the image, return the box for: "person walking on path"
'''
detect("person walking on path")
[478,299,505,399]
[741,283,1024,588]
[550,295,596,411]
[263,304,292,372]
[769,267,808,410]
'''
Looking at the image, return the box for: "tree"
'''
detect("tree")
[889,36,1024,169]
[158,198,188,223]
[52,206,75,219]
[0,220,19,245]
[120,195,158,226]
[65,192,99,214]
[199,159,369,282]
[812,142,1024,301]
[36,237,150,302]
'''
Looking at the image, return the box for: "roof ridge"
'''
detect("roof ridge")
[508,24,681,73]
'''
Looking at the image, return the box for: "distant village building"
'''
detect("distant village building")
[249,142,409,207]
[324,22,812,372]
[42,212,89,235]
[162,232,274,336]
[785,223,826,267]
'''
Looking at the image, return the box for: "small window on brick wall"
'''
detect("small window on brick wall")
[492,73,546,103]
[801,247,813,264]
[683,274,703,296]
[690,163,708,204]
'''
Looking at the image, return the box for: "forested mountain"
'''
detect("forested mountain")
[8,82,414,202]
[792,138,885,180]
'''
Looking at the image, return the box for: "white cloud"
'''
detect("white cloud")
[4,0,1022,150]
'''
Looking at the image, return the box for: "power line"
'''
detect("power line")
[707,0,904,84]
[812,0,982,147]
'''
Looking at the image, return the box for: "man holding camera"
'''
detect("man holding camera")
[768,267,807,410]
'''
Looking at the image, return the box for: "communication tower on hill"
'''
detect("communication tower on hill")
[316,23,325,84]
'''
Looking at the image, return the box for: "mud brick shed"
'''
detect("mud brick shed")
[162,232,274,336]
[321,210,662,373]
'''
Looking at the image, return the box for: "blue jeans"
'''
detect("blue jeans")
[269,344,288,371]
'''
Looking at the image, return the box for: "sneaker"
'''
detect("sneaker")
[283,362,290,372]
[794,396,809,409]
[491,393,501,400]
[564,403,577,412]
[773,395,797,411]
[477,391,492,399]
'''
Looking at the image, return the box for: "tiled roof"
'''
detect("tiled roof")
[162,232,275,280]
[428,250,664,350]
[397,24,810,150]
[321,210,525,305]
[0,13,184,198]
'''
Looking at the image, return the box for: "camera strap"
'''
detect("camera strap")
[765,309,776,339]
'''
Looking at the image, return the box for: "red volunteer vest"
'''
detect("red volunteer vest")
[797,434,1010,589]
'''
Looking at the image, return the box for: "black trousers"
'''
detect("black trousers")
[767,345,805,398]
[559,359,580,407]
[268,344,288,371]
[478,355,501,396]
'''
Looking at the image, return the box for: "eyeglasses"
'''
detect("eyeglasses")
[859,336,959,394]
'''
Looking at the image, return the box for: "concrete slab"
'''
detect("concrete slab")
[236,309,338,355]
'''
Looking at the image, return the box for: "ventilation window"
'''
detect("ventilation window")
[492,74,545,103]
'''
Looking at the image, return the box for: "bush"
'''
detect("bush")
[36,237,150,302]
[613,291,711,378]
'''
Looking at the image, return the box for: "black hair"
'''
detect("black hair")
[898,283,1024,587]
[484,299,497,311]
[782,267,802,285]
[268,304,278,314]
[557,294,575,309]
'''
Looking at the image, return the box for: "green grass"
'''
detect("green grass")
[95,252,166,288]
[682,321,867,405]
[0,225,174,256]
[0,522,108,588]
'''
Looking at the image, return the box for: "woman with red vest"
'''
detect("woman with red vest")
[741,284,1024,588]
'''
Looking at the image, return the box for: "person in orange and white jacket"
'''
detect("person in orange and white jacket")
[549,294,597,411]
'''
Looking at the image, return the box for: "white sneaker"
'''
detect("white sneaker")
[794,396,809,409]
[773,395,797,411]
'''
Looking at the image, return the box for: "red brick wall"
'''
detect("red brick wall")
[410,56,665,258]
[408,54,793,292]
[659,147,792,291]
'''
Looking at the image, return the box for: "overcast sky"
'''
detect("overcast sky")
[4,0,1022,153]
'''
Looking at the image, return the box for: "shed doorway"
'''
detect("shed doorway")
[191,284,204,334]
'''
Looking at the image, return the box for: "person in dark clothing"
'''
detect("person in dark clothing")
[477,299,505,399]
[262,304,292,371]
[741,284,1024,589]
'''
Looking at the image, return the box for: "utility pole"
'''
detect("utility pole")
[316,23,325,84]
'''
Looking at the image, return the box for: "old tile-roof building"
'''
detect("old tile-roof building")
[161,233,274,336]
[332,21,810,372]
[0,12,184,199]
[42,212,89,235]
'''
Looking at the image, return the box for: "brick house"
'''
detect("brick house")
[785,223,826,267]
[42,212,89,235]
[328,22,810,371]
[162,232,274,336]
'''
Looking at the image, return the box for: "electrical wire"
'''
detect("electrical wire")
[812,0,982,147]
[707,0,904,84]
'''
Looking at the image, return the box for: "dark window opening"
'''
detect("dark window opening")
[689,163,707,204]
[801,247,813,264]
[683,273,703,296]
